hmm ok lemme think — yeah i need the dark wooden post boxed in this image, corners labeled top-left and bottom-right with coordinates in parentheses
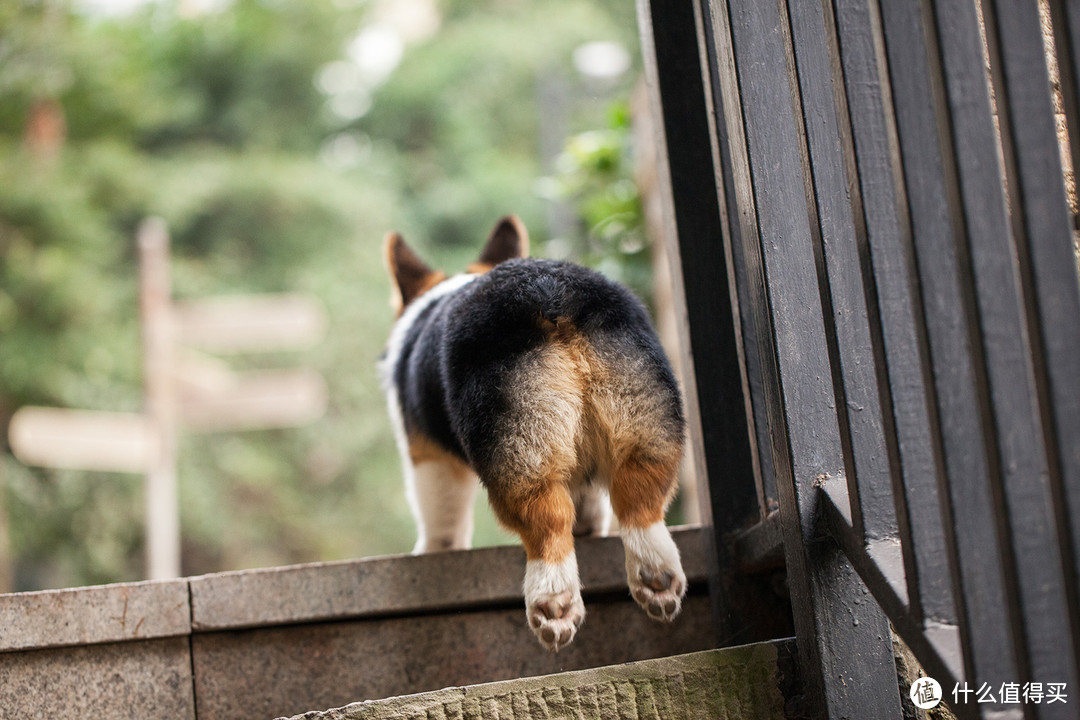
top-left (694, 0), bottom-right (902, 715)
top-left (635, 0), bottom-right (761, 533)
top-left (637, 0), bottom-right (796, 648)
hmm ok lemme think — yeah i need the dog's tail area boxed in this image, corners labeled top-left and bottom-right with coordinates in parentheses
top-left (497, 311), bottom-right (684, 469)
top-left (450, 261), bottom-right (684, 503)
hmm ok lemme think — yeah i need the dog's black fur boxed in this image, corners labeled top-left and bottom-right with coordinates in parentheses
top-left (392, 258), bottom-right (683, 480)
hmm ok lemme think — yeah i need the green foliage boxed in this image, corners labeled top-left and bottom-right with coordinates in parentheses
top-left (546, 101), bottom-right (650, 302)
top-left (0, 0), bottom-right (643, 591)
top-left (0, 145), bottom-right (143, 414)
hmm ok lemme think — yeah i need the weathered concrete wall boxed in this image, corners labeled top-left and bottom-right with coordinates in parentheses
top-left (0, 579), bottom-right (196, 718)
top-left (193, 595), bottom-right (715, 720)
top-left (0, 527), bottom-right (717, 720)
top-left (279, 645), bottom-right (792, 720)
top-left (0, 636), bottom-right (197, 719)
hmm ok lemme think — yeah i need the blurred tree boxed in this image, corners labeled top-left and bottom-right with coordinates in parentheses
top-left (0, 0), bottom-right (643, 591)
top-left (356, 0), bottom-right (639, 257)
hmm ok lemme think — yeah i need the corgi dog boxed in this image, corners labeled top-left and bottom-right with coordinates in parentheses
top-left (380, 216), bottom-right (687, 652)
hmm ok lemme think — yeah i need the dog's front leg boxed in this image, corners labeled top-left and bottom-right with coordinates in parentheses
top-left (406, 452), bottom-right (480, 554)
top-left (571, 482), bottom-right (611, 537)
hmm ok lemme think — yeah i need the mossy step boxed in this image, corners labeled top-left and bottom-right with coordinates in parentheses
top-left (280, 642), bottom-right (795, 720)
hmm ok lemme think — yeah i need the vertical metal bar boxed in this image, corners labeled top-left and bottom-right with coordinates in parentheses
top-left (704, 0), bottom-right (901, 714)
top-left (138, 218), bottom-right (180, 580)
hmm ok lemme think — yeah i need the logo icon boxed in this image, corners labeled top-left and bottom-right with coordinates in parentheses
top-left (910, 677), bottom-right (942, 709)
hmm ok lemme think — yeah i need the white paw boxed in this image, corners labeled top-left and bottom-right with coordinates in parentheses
top-left (524, 557), bottom-right (585, 652)
top-left (622, 522), bottom-right (687, 623)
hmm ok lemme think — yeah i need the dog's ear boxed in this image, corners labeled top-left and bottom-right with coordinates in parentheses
top-left (471, 215), bottom-right (529, 272)
top-left (384, 232), bottom-right (445, 314)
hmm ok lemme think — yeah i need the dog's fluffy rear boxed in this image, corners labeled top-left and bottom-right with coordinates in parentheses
top-left (381, 216), bottom-right (688, 652)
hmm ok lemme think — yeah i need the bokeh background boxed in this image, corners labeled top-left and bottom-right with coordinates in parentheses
top-left (0, 0), bottom-right (673, 592)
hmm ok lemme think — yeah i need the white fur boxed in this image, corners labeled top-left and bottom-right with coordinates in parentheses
top-left (410, 461), bottom-right (479, 553)
top-left (621, 522), bottom-right (682, 572)
top-left (382, 383), bottom-right (422, 545)
top-left (571, 483), bottom-right (612, 537)
top-left (622, 521), bottom-right (686, 622)
top-left (524, 555), bottom-right (580, 598)
top-left (380, 273), bottom-right (479, 554)
top-left (523, 555), bottom-right (585, 653)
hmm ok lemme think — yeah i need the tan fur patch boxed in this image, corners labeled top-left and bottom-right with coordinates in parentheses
top-left (489, 480), bottom-right (576, 563)
top-left (609, 450), bottom-right (680, 528)
top-left (408, 434), bottom-right (472, 480)
top-left (489, 330), bottom-right (587, 482)
top-left (483, 320), bottom-right (683, 555)
top-left (393, 270), bottom-right (447, 316)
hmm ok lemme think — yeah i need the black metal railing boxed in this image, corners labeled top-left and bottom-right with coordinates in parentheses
top-left (641, 0), bottom-right (1080, 718)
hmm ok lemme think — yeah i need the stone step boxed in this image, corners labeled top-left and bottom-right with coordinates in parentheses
top-left (278, 642), bottom-right (798, 720)
top-left (0, 526), bottom-right (717, 720)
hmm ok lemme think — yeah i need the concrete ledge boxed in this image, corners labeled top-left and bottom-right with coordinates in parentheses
top-left (0, 526), bottom-right (715, 719)
top-left (0, 527), bottom-right (707, 648)
top-left (0, 578), bottom-right (190, 652)
top-left (189, 526), bottom-right (710, 631)
top-left (278, 643), bottom-right (792, 720)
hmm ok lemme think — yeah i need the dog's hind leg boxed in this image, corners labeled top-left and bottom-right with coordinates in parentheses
top-left (464, 339), bottom-right (589, 651)
top-left (488, 477), bottom-right (584, 653)
top-left (610, 448), bottom-right (687, 623)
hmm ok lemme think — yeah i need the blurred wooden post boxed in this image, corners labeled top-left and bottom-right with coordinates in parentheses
top-left (633, 80), bottom-right (701, 524)
top-left (138, 218), bottom-right (180, 580)
top-left (0, 504), bottom-right (12, 593)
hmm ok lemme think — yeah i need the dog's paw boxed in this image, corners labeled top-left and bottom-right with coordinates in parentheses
top-left (629, 565), bottom-right (686, 621)
top-left (622, 522), bottom-right (687, 623)
top-left (523, 557), bottom-right (584, 652)
top-left (527, 589), bottom-right (585, 652)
